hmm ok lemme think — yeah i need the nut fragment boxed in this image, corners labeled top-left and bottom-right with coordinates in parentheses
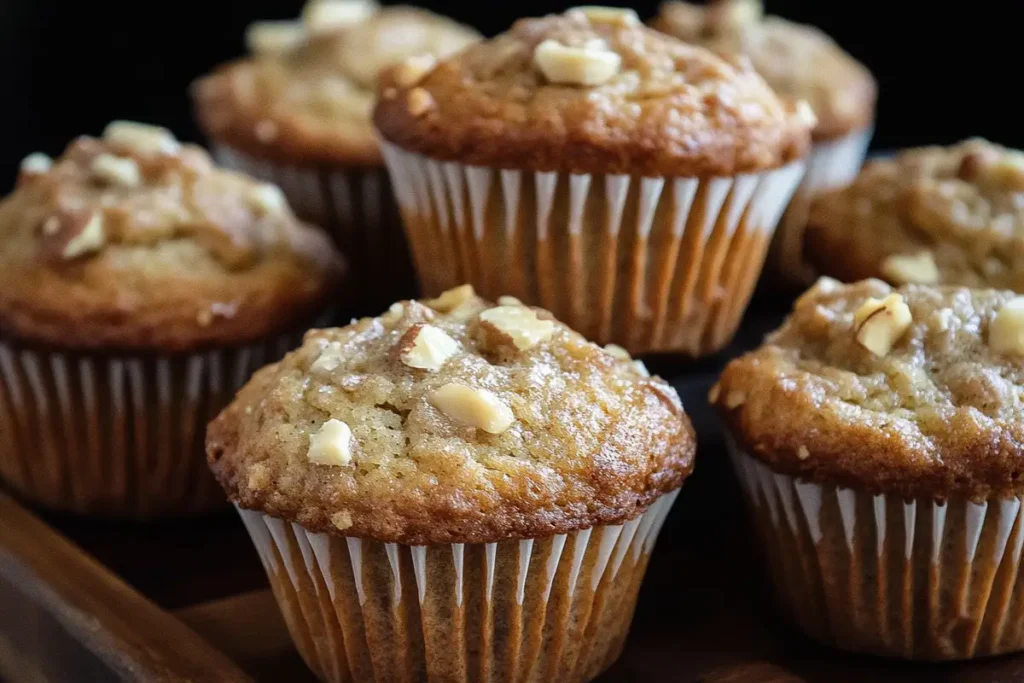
top-left (479, 306), bottom-right (555, 351)
top-left (91, 154), bottom-right (142, 187)
top-left (708, 383), bottom-right (721, 404)
top-left (533, 39), bottom-right (621, 87)
top-left (853, 294), bottom-right (913, 356)
top-left (988, 152), bottom-right (1024, 192)
top-left (880, 251), bottom-right (940, 285)
top-left (797, 445), bottom-right (810, 460)
top-left (58, 212), bottom-right (106, 260)
top-left (707, 0), bottom-right (763, 31)
top-left (303, 0), bottom-right (376, 35)
top-left (724, 390), bottom-right (746, 409)
top-left (248, 183), bottom-right (287, 214)
top-left (425, 285), bottom-right (475, 312)
top-left (407, 87), bottom-right (435, 117)
top-left (989, 297), bottom-right (1024, 355)
top-left (430, 384), bottom-right (514, 434)
top-left (331, 511), bottom-right (354, 531)
top-left (103, 121), bottom-right (181, 157)
top-left (398, 324), bottom-right (459, 371)
top-left (311, 341), bottom-right (345, 373)
top-left (498, 295), bottom-right (522, 306)
top-left (604, 343), bottom-right (631, 360)
top-left (307, 419), bottom-right (354, 467)
top-left (571, 6), bottom-right (640, 25)
top-left (245, 20), bottom-right (305, 55)
top-left (394, 54), bottom-right (437, 88)
top-left (20, 152), bottom-right (52, 176)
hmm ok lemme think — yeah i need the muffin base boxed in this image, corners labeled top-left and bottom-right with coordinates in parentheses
top-left (238, 490), bottom-right (678, 683)
top-left (380, 141), bottom-right (804, 357)
top-left (729, 445), bottom-right (1024, 660)
top-left (213, 146), bottom-right (417, 309)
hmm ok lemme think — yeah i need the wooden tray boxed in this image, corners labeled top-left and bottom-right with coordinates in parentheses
top-left (3, 310), bottom-right (1024, 683)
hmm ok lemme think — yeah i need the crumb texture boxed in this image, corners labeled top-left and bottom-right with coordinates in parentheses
top-left (208, 290), bottom-right (695, 544)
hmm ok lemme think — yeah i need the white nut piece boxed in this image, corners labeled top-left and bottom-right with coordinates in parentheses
top-left (497, 295), bottom-right (522, 306)
top-left (571, 6), bottom-right (640, 25)
top-left (479, 306), bottom-right (555, 351)
top-left (307, 419), bottom-right (354, 467)
top-left (425, 284), bottom-right (475, 312)
top-left (248, 183), bottom-right (288, 214)
top-left (989, 297), bottom-right (1024, 355)
top-left (406, 87), bottom-right (436, 117)
top-left (400, 324), bottom-right (459, 371)
top-left (854, 293), bottom-right (913, 356)
top-left (430, 384), bottom-right (514, 434)
top-left (20, 152), bottom-right (52, 176)
top-left (880, 251), bottom-right (940, 285)
top-left (245, 20), bottom-right (306, 55)
top-left (311, 341), bottom-right (345, 373)
top-left (604, 343), bottom-right (631, 360)
top-left (62, 213), bottom-right (106, 260)
top-left (103, 121), bottom-right (181, 156)
top-left (91, 154), bottom-right (141, 188)
top-left (394, 54), bottom-right (437, 88)
top-left (533, 39), bottom-right (622, 87)
top-left (303, 0), bottom-right (376, 35)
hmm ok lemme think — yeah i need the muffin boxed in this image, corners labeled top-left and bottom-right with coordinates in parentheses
top-left (192, 0), bottom-right (479, 308)
top-left (374, 8), bottom-right (813, 357)
top-left (712, 276), bottom-right (1024, 659)
top-left (0, 122), bottom-right (342, 518)
top-left (207, 285), bottom-right (695, 682)
top-left (807, 139), bottom-right (1024, 293)
top-left (653, 0), bottom-right (876, 286)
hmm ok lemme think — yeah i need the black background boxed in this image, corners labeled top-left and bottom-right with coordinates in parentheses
top-left (0, 1), bottom-right (1018, 186)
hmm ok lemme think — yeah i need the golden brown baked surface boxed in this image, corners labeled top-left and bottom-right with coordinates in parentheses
top-left (0, 123), bottom-right (342, 351)
top-left (192, 5), bottom-right (479, 166)
top-left (652, 0), bottom-right (876, 141)
top-left (207, 287), bottom-right (695, 544)
top-left (713, 278), bottom-right (1024, 500)
top-left (373, 9), bottom-right (814, 177)
top-left (807, 139), bottom-right (1024, 292)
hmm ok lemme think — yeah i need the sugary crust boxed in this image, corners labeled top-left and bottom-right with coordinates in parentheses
top-left (373, 11), bottom-right (813, 177)
top-left (807, 139), bottom-right (1024, 291)
top-left (0, 134), bottom-right (342, 351)
top-left (207, 293), bottom-right (695, 544)
top-left (192, 7), bottom-right (479, 167)
top-left (652, 1), bottom-right (876, 141)
top-left (713, 278), bottom-right (1024, 500)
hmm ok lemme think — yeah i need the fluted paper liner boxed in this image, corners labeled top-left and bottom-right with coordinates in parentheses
top-left (380, 141), bottom-right (804, 357)
top-left (767, 128), bottom-right (872, 286)
top-left (213, 146), bottom-right (416, 307)
top-left (238, 490), bottom-right (678, 682)
top-left (729, 444), bottom-right (1024, 660)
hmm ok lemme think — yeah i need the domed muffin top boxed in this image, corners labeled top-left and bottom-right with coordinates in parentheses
top-left (0, 122), bottom-right (342, 351)
top-left (207, 286), bottom-right (695, 544)
top-left (373, 8), bottom-right (814, 177)
top-left (192, 1), bottom-right (479, 165)
top-left (807, 139), bottom-right (1024, 293)
top-left (713, 277), bottom-right (1024, 499)
top-left (653, 0), bottom-right (876, 141)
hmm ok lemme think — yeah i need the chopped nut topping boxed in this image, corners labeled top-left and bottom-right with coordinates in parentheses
top-left (430, 383), bottom-right (514, 434)
top-left (478, 305), bottom-right (555, 351)
top-left (311, 341), bottom-right (345, 373)
top-left (633, 360), bottom-right (651, 377)
top-left (425, 284), bottom-right (475, 312)
top-left (707, 0), bottom-right (763, 31)
top-left (725, 390), bottom-right (746, 409)
top-left (395, 54), bottom-right (437, 88)
top-left (533, 39), bottom-right (622, 87)
top-left (308, 418), bottom-right (354, 466)
top-left (59, 212), bottom-right (106, 260)
top-left (382, 302), bottom-right (405, 325)
top-left (497, 295), bottom-right (523, 306)
top-left (248, 183), bottom-right (287, 214)
top-left (103, 121), bottom-right (181, 157)
top-left (988, 152), bottom-right (1024, 192)
top-left (91, 154), bottom-right (142, 188)
top-left (571, 6), bottom-right (640, 25)
top-left (20, 153), bottom-right (52, 176)
top-left (331, 510), bottom-right (354, 530)
top-left (989, 297), bottom-right (1024, 355)
top-left (854, 294), bottom-right (913, 356)
top-left (245, 20), bottom-right (306, 55)
top-left (303, 0), bottom-right (377, 35)
top-left (397, 324), bottom-right (459, 371)
top-left (407, 87), bottom-right (436, 117)
top-left (797, 445), bottom-right (810, 460)
top-left (881, 251), bottom-right (940, 285)
top-left (197, 309), bottom-right (214, 327)
top-left (604, 343), bottom-right (631, 360)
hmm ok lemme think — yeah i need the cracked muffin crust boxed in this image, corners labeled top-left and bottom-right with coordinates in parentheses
top-left (0, 123), bottom-right (343, 351)
top-left (806, 139), bottom-right (1024, 292)
top-left (207, 286), bottom-right (696, 545)
top-left (713, 277), bottom-right (1024, 500)
top-left (374, 8), bottom-right (814, 177)
top-left (652, 0), bottom-right (876, 142)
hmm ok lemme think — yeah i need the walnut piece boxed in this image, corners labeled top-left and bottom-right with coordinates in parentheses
top-left (880, 251), bottom-right (940, 285)
top-left (533, 39), bottom-right (621, 87)
top-left (425, 284), bottom-right (475, 312)
top-left (395, 54), bottom-right (437, 88)
top-left (91, 154), bottom-right (142, 188)
top-left (571, 6), bottom-right (640, 25)
top-left (307, 419), bottom-right (354, 467)
top-left (497, 295), bottom-right (522, 306)
top-left (989, 297), bottom-right (1024, 355)
top-left (604, 343), bottom-right (631, 360)
top-left (20, 153), bottom-right (52, 177)
top-left (245, 20), bottom-right (306, 55)
top-left (103, 121), bottom-right (181, 157)
top-left (430, 384), bottom-right (514, 434)
top-left (407, 88), bottom-right (435, 117)
top-left (248, 184), bottom-right (287, 214)
top-left (478, 306), bottom-right (555, 351)
top-left (54, 212), bottom-right (106, 260)
top-left (398, 324), bottom-right (459, 371)
top-left (311, 341), bottom-right (345, 373)
top-left (854, 293), bottom-right (913, 356)
top-left (303, 0), bottom-right (376, 35)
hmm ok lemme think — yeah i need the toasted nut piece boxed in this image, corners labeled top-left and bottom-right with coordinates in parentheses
top-left (854, 294), bottom-right (913, 356)
top-left (398, 324), bottom-right (459, 371)
top-left (248, 183), bottom-right (287, 214)
top-left (382, 302), bottom-right (405, 325)
top-left (533, 39), bottom-right (621, 87)
top-left (989, 297), bottom-right (1024, 355)
top-left (20, 152), bottom-right (52, 176)
top-left (395, 54), bottom-right (437, 88)
top-left (881, 251), bottom-right (940, 285)
top-left (407, 87), bottom-right (435, 117)
top-left (988, 152), bottom-right (1024, 192)
top-left (103, 121), bottom-right (181, 156)
top-left (303, 0), bottom-right (376, 35)
top-left (797, 445), bottom-right (810, 460)
top-left (707, 0), bottom-right (763, 31)
top-left (245, 20), bottom-right (305, 55)
top-left (479, 306), bottom-right (555, 351)
top-left (311, 341), bottom-right (345, 373)
top-left (571, 6), bottom-right (640, 25)
top-left (604, 343), bottom-right (631, 360)
top-left (431, 384), bottom-right (514, 434)
top-left (308, 419), bottom-right (354, 466)
top-left (331, 511), bottom-right (353, 531)
top-left (91, 154), bottom-right (142, 187)
top-left (425, 284), bottom-right (475, 312)
top-left (497, 295), bottom-right (523, 306)
top-left (792, 100), bottom-right (817, 128)
top-left (725, 390), bottom-right (746, 409)
top-left (632, 360), bottom-right (650, 377)
top-left (58, 212), bottom-right (106, 260)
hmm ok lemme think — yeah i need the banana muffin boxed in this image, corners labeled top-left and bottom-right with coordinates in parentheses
top-left (806, 139), bottom-right (1024, 294)
top-left (713, 276), bottom-right (1024, 659)
top-left (192, 0), bottom-right (479, 308)
top-left (653, 0), bottom-right (876, 285)
top-left (0, 121), bottom-right (342, 518)
top-left (374, 7), bottom-right (812, 357)
top-left (208, 284), bottom-right (695, 682)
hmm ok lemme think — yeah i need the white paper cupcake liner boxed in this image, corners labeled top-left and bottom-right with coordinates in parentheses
top-left (238, 490), bottom-right (678, 682)
top-left (768, 127), bottom-right (873, 286)
top-left (728, 444), bottom-right (1024, 660)
top-left (379, 141), bottom-right (804, 356)
top-left (213, 146), bottom-right (417, 307)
